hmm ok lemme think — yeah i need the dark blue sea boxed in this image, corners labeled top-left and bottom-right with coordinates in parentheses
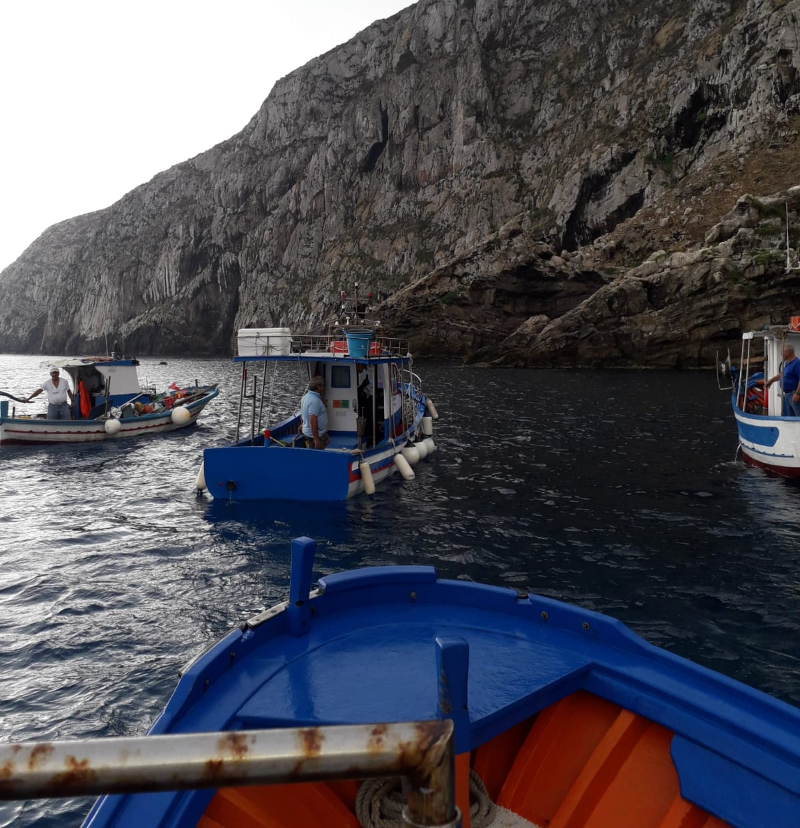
top-left (1, 354), bottom-right (799, 826)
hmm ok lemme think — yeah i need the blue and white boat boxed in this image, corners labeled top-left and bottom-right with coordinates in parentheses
top-left (0, 356), bottom-right (218, 446)
top-left (198, 289), bottom-right (439, 501)
top-left (2, 536), bottom-right (799, 827)
top-left (724, 320), bottom-right (800, 477)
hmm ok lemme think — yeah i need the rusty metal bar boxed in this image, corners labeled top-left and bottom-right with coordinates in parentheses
top-left (0, 720), bottom-right (460, 827)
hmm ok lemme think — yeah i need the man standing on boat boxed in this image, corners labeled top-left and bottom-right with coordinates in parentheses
top-left (301, 376), bottom-right (330, 449)
top-left (766, 344), bottom-right (800, 415)
top-left (26, 367), bottom-right (75, 420)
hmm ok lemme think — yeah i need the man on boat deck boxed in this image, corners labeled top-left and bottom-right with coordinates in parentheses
top-left (301, 376), bottom-right (330, 449)
top-left (766, 344), bottom-right (800, 415)
top-left (26, 367), bottom-right (74, 420)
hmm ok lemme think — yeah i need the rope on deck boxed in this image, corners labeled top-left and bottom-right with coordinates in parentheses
top-left (355, 768), bottom-right (496, 827)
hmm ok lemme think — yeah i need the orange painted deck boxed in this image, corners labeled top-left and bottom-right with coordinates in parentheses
top-left (196, 691), bottom-right (730, 828)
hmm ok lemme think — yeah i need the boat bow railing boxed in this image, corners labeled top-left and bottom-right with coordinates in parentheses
top-left (0, 720), bottom-right (460, 827)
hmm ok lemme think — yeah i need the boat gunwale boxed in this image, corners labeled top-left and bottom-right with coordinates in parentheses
top-left (157, 568), bottom-right (800, 782)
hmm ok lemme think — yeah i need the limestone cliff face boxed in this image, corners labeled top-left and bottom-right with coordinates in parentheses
top-left (484, 187), bottom-right (800, 368)
top-left (0, 0), bottom-right (798, 360)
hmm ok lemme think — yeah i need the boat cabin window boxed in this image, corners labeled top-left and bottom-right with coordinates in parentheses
top-left (330, 365), bottom-right (351, 389)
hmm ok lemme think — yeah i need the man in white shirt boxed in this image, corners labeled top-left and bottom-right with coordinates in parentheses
top-left (26, 367), bottom-right (75, 420)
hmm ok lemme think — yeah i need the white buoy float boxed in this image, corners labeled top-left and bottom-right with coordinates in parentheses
top-left (422, 416), bottom-right (433, 436)
top-left (426, 398), bottom-right (439, 420)
top-left (402, 444), bottom-right (420, 465)
top-left (104, 418), bottom-right (121, 436)
top-left (195, 461), bottom-right (206, 491)
top-left (359, 461), bottom-right (376, 495)
top-left (394, 453), bottom-right (415, 481)
top-left (423, 437), bottom-right (436, 455)
top-left (415, 439), bottom-right (429, 460)
top-left (171, 406), bottom-right (191, 425)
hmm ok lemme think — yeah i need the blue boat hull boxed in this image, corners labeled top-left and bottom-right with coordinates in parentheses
top-left (203, 442), bottom-right (370, 501)
top-left (82, 539), bottom-right (800, 828)
top-left (202, 394), bottom-right (430, 501)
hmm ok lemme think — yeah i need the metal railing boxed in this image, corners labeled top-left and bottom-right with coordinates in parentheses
top-left (0, 720), bottom-right (460, 827)
top-left (289, 334), bottom-right (412, 358)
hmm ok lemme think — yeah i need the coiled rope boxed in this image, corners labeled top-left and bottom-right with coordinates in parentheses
top-left (355, 769), bottom-right (496, 828)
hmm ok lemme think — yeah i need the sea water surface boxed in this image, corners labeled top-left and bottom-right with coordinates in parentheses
top-left (1, 354), bottom-right (799, 826)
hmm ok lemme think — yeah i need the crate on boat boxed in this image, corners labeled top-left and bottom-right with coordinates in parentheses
top-left (237, 328), bottom-right (293, 357)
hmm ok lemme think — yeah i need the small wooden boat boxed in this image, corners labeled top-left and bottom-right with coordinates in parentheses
top-left (197, 286), bottom-right (438, 501)
top-left (0, 356), bottom-right (218, 445)
top-left (722, 318), bottom-right (800, 476)
top-left (2, 537), bottom-right (798, 827)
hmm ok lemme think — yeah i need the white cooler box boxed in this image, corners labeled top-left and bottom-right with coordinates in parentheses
top-left (237, 327), bottom-right (293, 356)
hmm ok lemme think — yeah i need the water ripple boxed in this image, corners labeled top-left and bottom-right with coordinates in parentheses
top-left (0, 357), bottom-right (799, 825)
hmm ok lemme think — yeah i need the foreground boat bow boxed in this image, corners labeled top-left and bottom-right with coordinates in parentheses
top-left (3, 537), bottom-right (799, 826)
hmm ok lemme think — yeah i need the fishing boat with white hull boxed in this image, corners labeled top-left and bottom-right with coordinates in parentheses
top-left (1, 536), bottom-right (799, 827)
top-left (721, 318), bottom-right (800, 477)
top-left (198, 287), bottom-right (439, 501)
top-left (0, 356), bottom-right (218, 446)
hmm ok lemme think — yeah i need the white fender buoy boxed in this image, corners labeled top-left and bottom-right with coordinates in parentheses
top-left (415, 439), bottom-right (429, 460)
top-left (424, 437), bottom-right (436, 455)
top-left (171, 405), bottom-right (191, 425)
top-left (426, 398), bottom-right (439, 420)
top-left (394, 453), bottom-right (416, 481)
top-left (104, 418), bottom-right (121, 436)
top-left (359, 461), bottom-right (376, 495)
top-left (422, 416), bottom-right (433, 436)
top-left (402, 444), bottom-right (420, 465)
top-left (195, 461), bottom-right (206, 491)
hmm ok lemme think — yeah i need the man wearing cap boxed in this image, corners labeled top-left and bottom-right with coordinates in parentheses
top-left (26, 367), bottom-right (75, 419)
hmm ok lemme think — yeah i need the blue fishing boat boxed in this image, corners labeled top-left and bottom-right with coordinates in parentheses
top-left (722, 319), bottom-right (800, 477)
top-left (2, 536), bottom-right (798, 827)
top-left (0, 356), bottom-right (218, 446)
top-left (197, 286), bottom-right (439, 501)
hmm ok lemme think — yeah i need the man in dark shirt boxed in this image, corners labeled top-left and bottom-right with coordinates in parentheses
top-left (766, 344), bottom-right (800, 415)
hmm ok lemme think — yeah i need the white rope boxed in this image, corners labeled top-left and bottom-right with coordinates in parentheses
top-left (355, 769), bottom-right (497, 828)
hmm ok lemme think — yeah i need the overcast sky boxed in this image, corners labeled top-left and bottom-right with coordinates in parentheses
top-left (0, 0), bottom-right (413, 273)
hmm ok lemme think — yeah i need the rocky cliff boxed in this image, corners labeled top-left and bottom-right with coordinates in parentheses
top-left (0, 0), bottom-right (798, 364)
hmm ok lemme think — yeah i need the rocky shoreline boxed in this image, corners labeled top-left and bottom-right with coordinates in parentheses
top-left (0, 0), bottom-right (798, 366)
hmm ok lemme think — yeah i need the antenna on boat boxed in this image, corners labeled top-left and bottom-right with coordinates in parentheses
top-left (787, 202), bottom-right (792, 274)
top-left (105, 332), bottom-right (109, 357)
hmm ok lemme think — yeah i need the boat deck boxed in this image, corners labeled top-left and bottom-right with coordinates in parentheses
top-left (80, 542), bottom-right (800, 827)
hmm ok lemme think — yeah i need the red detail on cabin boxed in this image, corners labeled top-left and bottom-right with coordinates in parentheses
top-left (790, 316), bottom-right (800, 331)
top-left (329, 341), bottom-right (383, 355)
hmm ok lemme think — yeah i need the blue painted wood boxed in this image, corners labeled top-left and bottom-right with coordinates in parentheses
top-left (203, 443), bottom-right (354, 501)
top-left (671, 736), bottom-right (800, 827)
top-left (84, 548), bottom-right (800, 828)
top-left (288, 537), bottom-right (316, 636)
top-left (319, 566), bottom-right (437, 594)
top-left (736, 420), bottom-right (780, 446)
top-left (436, 637), bottom-right (470, 753)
